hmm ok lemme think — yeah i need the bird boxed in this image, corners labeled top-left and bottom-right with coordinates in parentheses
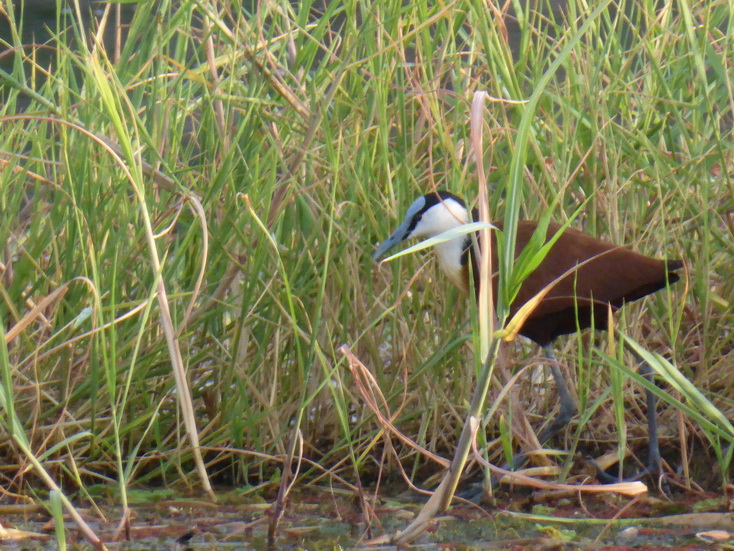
top-left (373, 190), bottom-right (683, 480)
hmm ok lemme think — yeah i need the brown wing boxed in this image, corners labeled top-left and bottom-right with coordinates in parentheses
top-left (482, 221), bottom-right (681, 346)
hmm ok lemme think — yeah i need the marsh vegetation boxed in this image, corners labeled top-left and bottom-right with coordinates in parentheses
top-left (0, 0), bottom-right (732, 548)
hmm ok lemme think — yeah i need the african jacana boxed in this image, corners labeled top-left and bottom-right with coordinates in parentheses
top-left (373, 190), bottom-right (683, 479)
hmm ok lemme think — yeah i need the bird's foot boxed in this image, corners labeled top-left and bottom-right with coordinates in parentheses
top-left (456, 453), bottom-right (525, 504)
top-left (457, 478), bottom-right (495, 504)
top-left (587, 455), bottom-right (670, 493)
top-left (457, 448), bottom-right (560, 503)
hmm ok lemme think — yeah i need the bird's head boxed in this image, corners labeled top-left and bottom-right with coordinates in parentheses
top-left (372, 191), bottom-right (470, 261)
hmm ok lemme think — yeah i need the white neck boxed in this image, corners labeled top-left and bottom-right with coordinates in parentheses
top-left (412, 198), bottom-right (470, 291)
top-left (434, 237), bottom-right (468, 291)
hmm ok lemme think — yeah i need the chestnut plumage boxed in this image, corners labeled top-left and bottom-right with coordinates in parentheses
top-left (477, 220), bottom-right (682, 346)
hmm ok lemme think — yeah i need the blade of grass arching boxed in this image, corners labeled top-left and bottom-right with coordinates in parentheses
top-left (500, 243), bottom-right (615, 344)
top-left (499, 0), bottom-right (613, 318)
top-left (619, 335), bottom-right (734, 442)
top-left (603, 355), bottom-right (733, 462)
top-left (40, 94), bottom-right (176, 505)
top-left (605, 334), bottom-right (734, 483)
top-left (83, 51), bottom-right (213, 499)
top-left (378, 222), bottom-right (496, 264)
top-left (501, 199), bottom-right (591, 317)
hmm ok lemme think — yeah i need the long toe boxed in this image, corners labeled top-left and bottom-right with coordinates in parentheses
top-left (456, 449), bottom-right (539, 503)
top-left (457, 477), bottom-right (496, 504)
top-left (587, 455), bottom-right (665, 487)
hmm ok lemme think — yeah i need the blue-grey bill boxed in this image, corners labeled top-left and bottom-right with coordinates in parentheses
top-left (372, 228), bottom-right (406, 261)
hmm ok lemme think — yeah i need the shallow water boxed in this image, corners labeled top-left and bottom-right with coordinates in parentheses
top-left (2, 488), bottom-right (732, 550)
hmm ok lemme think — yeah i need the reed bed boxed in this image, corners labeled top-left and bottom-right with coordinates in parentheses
top-left (0, 0), bottom-right (731, 520)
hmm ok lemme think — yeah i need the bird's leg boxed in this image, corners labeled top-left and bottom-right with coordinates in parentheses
top-left (638, 359), bottom-right (661, 475)
top-left (536, 347), bottom-right (577, 445)
top-left (592, 351), bottom-right (663, 483)
top-left (508, 347), bottom-right (577, 469)
top-left (461, 348), bottom-right (579, 501)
